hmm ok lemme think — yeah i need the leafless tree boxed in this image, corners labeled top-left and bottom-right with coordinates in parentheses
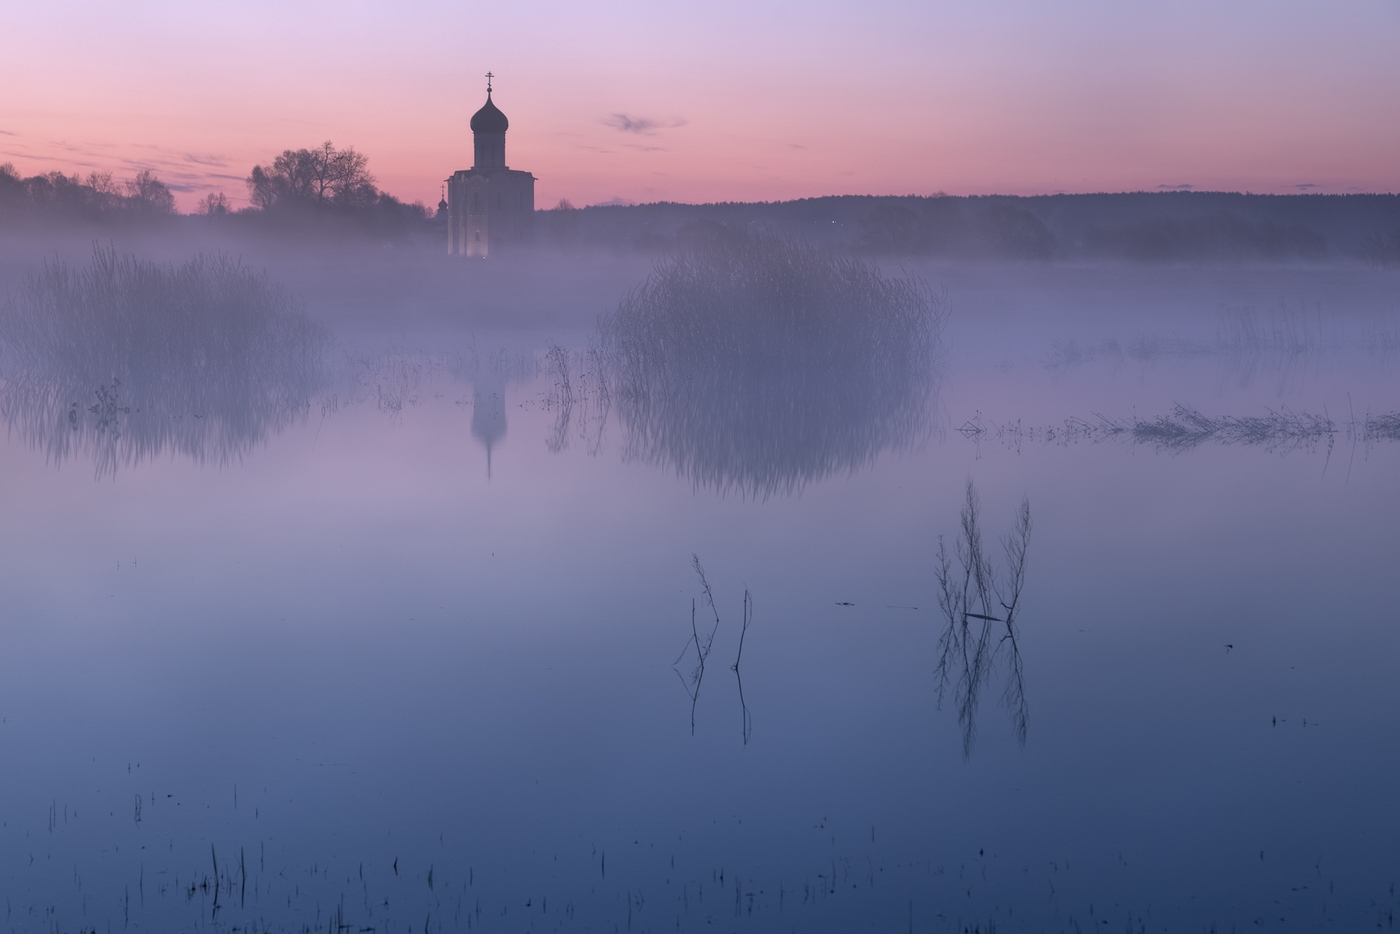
top-left (86, 171), bottom-right (121, 199)
top-left (194, 192), bottom-right (231, 216)
top-left (247, 141), bottom-right (376, 210)
top-left (124, 169), bottom-right (176, 214)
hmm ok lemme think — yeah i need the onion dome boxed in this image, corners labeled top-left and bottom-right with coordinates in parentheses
top-left (470, 92), bottom-right (509, 134)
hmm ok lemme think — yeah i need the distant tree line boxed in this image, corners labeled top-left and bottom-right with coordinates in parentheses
top-left (0, 164), bottom-right (177, 220)
top-left (7, 148), bottom-right (1400, 262)
top-left (536, 192), bottom-right (1400, 264)
top-left (0, 142), bottom-right (434, 240)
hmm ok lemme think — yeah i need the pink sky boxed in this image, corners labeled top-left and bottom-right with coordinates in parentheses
top-left (3, 0), bottom-right (1399, 211)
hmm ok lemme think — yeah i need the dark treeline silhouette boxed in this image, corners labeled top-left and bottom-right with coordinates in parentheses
top-left (0, 163), bottom-right (177, 223)
top-left (9, 151), bottom-right (1399, 261)
top-left (1, 143), bottom-right (433, 241)
top-left (539, 191), bottom-right (1400, 263)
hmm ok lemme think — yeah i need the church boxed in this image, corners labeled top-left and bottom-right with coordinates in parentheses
top-left (444, 75), bottom-right (536, 257)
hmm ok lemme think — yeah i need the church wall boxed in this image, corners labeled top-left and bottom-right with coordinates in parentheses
top-left (447, 169), bottom-right (534, 257)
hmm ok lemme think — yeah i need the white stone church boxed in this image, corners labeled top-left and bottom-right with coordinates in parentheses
top-left (443, 76), bottom-right (536, 257)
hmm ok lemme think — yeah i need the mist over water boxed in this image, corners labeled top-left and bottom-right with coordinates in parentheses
top-left (1, 227), bottom-right (1399, 932)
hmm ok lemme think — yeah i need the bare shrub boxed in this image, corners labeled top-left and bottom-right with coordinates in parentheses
top-left (600, 235), bottom-right (943, 498)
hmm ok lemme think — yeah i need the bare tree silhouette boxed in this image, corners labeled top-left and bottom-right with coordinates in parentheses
top-left (247, 141), bottom-right (376, 210)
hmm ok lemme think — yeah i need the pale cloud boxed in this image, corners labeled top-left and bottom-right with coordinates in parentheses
top-left (604, 114), bottom-right (685, 135)
top-left (183, 153), bottom-right (229, 167)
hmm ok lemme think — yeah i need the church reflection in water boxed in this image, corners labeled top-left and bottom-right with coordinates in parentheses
top-left (454, 342), bottom-right (535, 480)
top-left (471, 374), bottom-right (507, 478)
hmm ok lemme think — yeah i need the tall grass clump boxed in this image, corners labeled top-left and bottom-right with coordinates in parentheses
top-left (1123, 405), bottom-right (1334, 452)
top-left (1362, 229), bottom-right (1400, 268)
top-left (1215, 304), bottom-right (1335, 358)
top-left (0, 245), bottom-right (328, 476)
top-left (599, 235), bottom-right (943, 497)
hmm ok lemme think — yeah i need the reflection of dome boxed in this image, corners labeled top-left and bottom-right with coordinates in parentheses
top-left (470, 93), bottom-right (509, 134)
top-left (471, 379), bottom-right (507, 478)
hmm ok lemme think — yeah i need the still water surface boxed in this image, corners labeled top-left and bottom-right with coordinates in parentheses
top-left (1, 260), bottom-right (1397, 932)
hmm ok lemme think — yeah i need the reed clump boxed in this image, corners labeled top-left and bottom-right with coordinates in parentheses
top-left (0, 245), bottom-right (328, 475)
top-left (963, 405), bottom-right (1346, 455)
top-left (600, 235), bottom-right (943, 497)
top-left (1364, 411), bottom-right (1400, 442)
top-left (1121, 404), bottom-right (1334, 452)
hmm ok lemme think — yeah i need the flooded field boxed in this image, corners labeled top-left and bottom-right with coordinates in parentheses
top-left (1, 247), bottom-right (1397, 932)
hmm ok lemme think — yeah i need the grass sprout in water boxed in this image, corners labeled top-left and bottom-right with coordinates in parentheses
top-left (0, 246), bottom-right (328, 476)
top-left (674, 554), bottom-right (754, 743)
top-left (935, 480), bottom-right (1031, 758)
top-left (599, 235), bottom-right (944, 498)
top-left (674, 554), bottom-right (722, 736)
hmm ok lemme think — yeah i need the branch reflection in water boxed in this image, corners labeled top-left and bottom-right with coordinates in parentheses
top-left (674, 554), bottom-right (721, 736)
top-left (673, 554), bottom-right (752, 743)
top-left (543, 343), bottom-right (612, 457)
top-left (732, 588), bottom-right (753, 746)
top-left (0, 247), bottom-right (327, 477)
top-left (599, 235), bottom-right (944, 498)
top-left (934, 480), bottom-right (1031, 758)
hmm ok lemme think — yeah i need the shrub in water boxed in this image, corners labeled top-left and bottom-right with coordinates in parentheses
top-left (0, 246), bottom-right (328, 476)
top-left (600, 235), bottom-right (943, 497)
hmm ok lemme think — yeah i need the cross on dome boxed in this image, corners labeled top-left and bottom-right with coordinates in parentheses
top-left (470, 76), bottom-right (509, 134)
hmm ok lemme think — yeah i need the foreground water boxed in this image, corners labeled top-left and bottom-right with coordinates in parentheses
top-left (1, 259), bottom-right (1398, 932)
